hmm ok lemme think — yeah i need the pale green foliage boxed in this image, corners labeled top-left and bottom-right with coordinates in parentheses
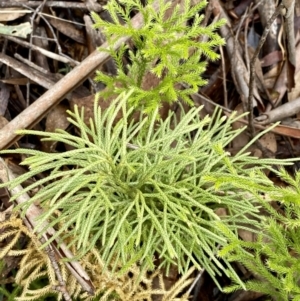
top-left (0, 217), bottom-right (194, 301)
top-left (0, 91), bottom-right (292, 289)
top-left (91, 0), bottom-right (225, 113)
top-left (217, 168), bottom-right (300, 301)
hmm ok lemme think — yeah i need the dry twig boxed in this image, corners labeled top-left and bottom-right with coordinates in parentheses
top-left (0, 0), bottom-right (163, 150)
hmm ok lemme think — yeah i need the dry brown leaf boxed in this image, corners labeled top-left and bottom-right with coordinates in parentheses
top-left (238, 228), bottom-right (256, 243)
top-left (43, 104), bottom-right (70, 152)
top-left (261, 51), bottom-right (283, 67)
top-left (288, 67), bottom-right (300, 101)
top-left (252, 132), bottom-right (277, 158)
top-left (1, 78), bottom-right (33, 85)
top-left (231, 103), bottom-right (249, 151)
top-left (70, 93), bottom-right (124, 126)
top-left (263, 64), bottom-right (282, 91)
top-left (0, 8), bottom-right (28, 22)
top-left (46, 16), bottom-right (85, 44)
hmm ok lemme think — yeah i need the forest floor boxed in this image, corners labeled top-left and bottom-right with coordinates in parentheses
top-left (0, 0), bottom-right (299, 300)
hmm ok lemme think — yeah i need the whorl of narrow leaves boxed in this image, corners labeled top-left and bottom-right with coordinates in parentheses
top-left (0, 91), bottom-right (290, 288)
top-left (91, 0), bottom-right (226, 113)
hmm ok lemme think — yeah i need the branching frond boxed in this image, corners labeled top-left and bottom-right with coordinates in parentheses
top-left (218, 169), bottom-right (300, 300)
top-left (91, 0), bottom-right (226, 112)
top-left (0, 90), bottom-right (291, 289)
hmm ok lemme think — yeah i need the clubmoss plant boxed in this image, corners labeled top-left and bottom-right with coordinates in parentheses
top-left (0, 215), bottom-right (195, 301)
top-left (0, 90), bottom-right (292, 289)
top-left (91, 0), bottom-right (226, 113)
top-left (0, 0), bottom-right (296, 296)
top-left (216, 168), bottom-right (300, 300)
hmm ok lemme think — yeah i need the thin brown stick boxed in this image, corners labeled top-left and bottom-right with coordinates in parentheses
top-left (283, 0), bottom-right (296, 90)
top-left (255, 97), bottom-right (300, 125)
top-left (0, 1), bottom-right (103, 12)
top-left (219, 45), bottom-right (227, 108)
top-left (26, 0), bottom-right (46, 108)
top-left (248, 3), bottom-right (284, 138)
top-left (0, 53), bottom-right (56, 89)
top-left (44, 244), bottom-right (72, 301)
top-left (234, 5), bottom-right (248, 112)
top-left (14, 53), bottom-right (49, 75)
top-left (4, 36), bottom-right (74, 65)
